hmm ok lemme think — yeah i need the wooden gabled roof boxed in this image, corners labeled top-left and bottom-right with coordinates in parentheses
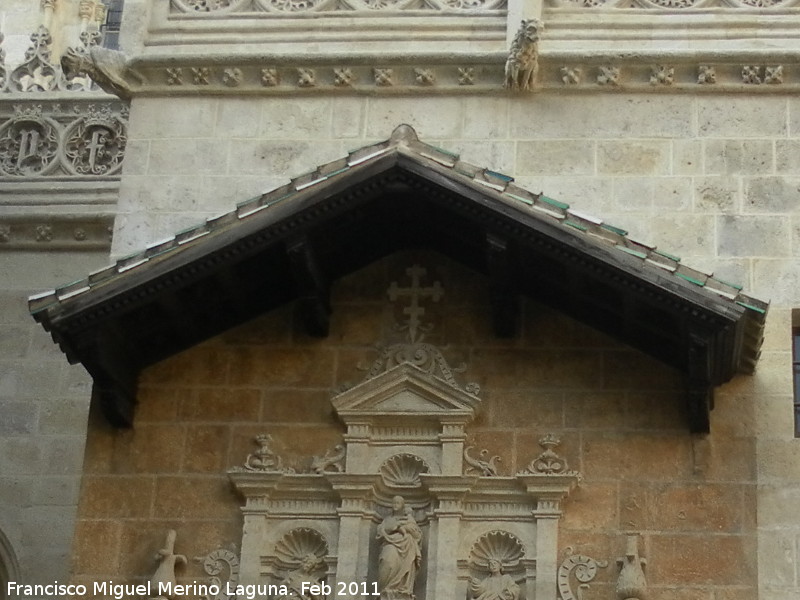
top-left (29, 124), bottom-right (767, 433)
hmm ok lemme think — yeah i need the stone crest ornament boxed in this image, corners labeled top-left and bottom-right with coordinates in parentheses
top-left (149, 530), bottom-right (187, 600)
top-left (504, 19), bottom-right (542, 92)
top-left (377, 496), bottom-right (422, 600)
top-left (63, 105), bottom-right (127, 176)
top-left (557, 549), bottom-right (608, 600)
top-left (616, 535), bottom-right (647, 600)
top-left (0, 106), bottom-right (59, 176)
top-left (520, 434), bottom-right (572, 475)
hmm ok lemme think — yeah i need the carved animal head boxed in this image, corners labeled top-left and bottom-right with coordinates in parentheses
top-left (60, 46), bottom-right (94, 80)
top-left (520, 19), bottom-right (543, 42)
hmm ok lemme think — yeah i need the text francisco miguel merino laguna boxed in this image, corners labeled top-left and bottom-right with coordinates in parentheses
top-left (8, 580), bottom-right (381, 599)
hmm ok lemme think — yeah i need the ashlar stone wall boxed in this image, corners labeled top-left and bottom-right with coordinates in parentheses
top-left (102, 92), bottom-right (800, 599)
top-left (73, 251), bottom-right (759, 600)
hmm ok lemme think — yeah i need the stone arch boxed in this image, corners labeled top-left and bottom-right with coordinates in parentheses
top-left (0, 527), bottom-right (20, 600)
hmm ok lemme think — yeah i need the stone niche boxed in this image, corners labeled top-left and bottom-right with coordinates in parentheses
top-left (229, 340), bottom-right (581, 600)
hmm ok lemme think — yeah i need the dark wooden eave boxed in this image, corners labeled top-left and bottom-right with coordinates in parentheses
top-left (29, 125), bottom-right (768, 433)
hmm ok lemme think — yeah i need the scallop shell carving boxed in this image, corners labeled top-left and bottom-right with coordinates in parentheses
top-left (274, 528), bottom-right (328, 566)
top-left (469, 531), bottom-right (525, 569)
top-left (380, 453), bottom-right (429, 488)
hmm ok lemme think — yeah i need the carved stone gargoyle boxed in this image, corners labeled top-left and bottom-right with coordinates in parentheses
top-left (61, 46), bottom-right (139, 100)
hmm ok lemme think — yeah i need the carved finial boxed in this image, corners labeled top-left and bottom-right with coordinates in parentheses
top-left (504, 19), bottom-right (542, 92)
top-left (615, 535), bottom-right (647, 600)
top-left (149, 530), bottom-right (187, 600)
top-left (390, 124), bottom-right (418, 145)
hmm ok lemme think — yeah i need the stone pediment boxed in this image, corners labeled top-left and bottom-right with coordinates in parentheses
top-left (332, 363), bottom-right (480, 423)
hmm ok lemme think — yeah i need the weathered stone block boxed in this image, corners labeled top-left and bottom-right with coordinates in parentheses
top-left (654, 177), bottom-right (693, 211)
top-left (227, 139), bottom-right (343, 178)
top-left (694, 176), bottom-right (740, 213)
top-left (698, 98), bottom-right (787, 138)
top-left (260, 98), bottom-right (333, 139)
top-left (704, 139), bottom-right (774, 175)
top-left (72, 520), bottom-right (123, 574)
top-left (178, 388), bottom-right (261, 423)
top-left (510, 96), bottom-right (693, 139)
top-left (0, 400), bottom-right (38, 434)
top-left (717, 215), bottom-right (791, 257)
top-left (598, 140), bottom-right (670, 176)
top-left (183, 425), bottom-right (230, 473)
top-left (648, 533), bottom-right (756, 585)
top-left (753, 259), bottom-right (800, 306)
top-left (129, 98), bottom-right (217, 140)
top-left (560, 481), bottom-right (618, 531)
top-left (672, 139), bottom-right (703, 176)
top-left (516, 140), bottom-right (595, 176)
top-left (148, 139), bottom-right (228, 176)
top-left (152, 476), bottom-right (240, 520)
top-left (612, 177), bottom-right (654, 213)
top-left (216, 99), bottom-right (263, 139)
top-left (464, 97), bottom-right (508, 139)
top-left (745, 176), bottom-right (800, 213)
top-left (331, 98), bottom-right (366, 138)
top-left (228, 346), bottom-right (336, 386)
top-left (78, 476), bottom-right (154, 518)
top-left (582, 432), bottom-right (693, 481)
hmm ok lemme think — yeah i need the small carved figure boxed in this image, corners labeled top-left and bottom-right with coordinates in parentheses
top-left (377, 496), bottom-right (422, 600)
top-left (61, 45), bottom-right (138, 100)
top-left (277, 553), bottom-right (326, 600)
top-left (149, 530), bottom-right (187, 600)
top-left (469, 559), bottom-right (519, 600)
top-left (244, 434), bottom-right (285, 472)
top-left (504, 19), bottom-right (542, 92)
top-left (615, 535), bottom-right (646, 600)
top-left (310, 444), bottom-right (345, 473)
top-left (464, 446), bottom-right (501, 476)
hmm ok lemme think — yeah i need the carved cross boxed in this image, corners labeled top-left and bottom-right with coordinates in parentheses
top-left (388, 264), bottom-right (443, 342)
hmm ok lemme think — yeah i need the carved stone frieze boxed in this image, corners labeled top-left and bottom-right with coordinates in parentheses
top-left (649, 65), bottom-right (674, 85)
top-left (551, 0), bottom-right (799, 7)
top-left (560, 66), bottom-right (581, 84)
top-left (0, 100), bottom-right (128, 179)
top-left (597, 66), bottom-right (620, 86)
top-left (170, 0), bottom-right (505, 12)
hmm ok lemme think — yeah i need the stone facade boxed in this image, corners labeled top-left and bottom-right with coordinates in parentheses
top-left (2, 0), bottom-right (800, 599)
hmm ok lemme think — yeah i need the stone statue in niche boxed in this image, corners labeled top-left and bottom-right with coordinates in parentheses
top-left (149, 530), bottom-right (187, 600)
top-left (377, 496), bottom-right (422, 600)
top-left (469, 559), bottom-right (520, 600)
top-left (277, 554), bottom-right (327, 600)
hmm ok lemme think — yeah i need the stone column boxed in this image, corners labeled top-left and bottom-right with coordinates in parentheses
top-left (533, 499), bottom-right (562, 600)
